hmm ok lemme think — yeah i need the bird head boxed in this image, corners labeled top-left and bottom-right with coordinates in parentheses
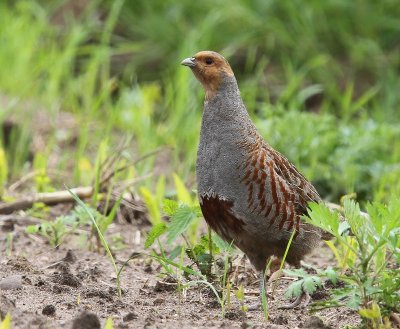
top-left (181, 51), bottom-right (235, 100)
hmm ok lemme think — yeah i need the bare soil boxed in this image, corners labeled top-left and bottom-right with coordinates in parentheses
top-left (0, 213), bottom-right (361, 329)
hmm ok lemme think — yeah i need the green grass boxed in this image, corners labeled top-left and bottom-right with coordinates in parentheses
top-left (1, 0), bottom-right (399, 202)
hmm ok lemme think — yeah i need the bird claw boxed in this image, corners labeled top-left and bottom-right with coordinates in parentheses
top-left (279, 292), bottom-right (311, 309)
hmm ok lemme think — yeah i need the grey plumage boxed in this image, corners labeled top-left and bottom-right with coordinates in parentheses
top-left (182, 50), bottom-right (325, 272)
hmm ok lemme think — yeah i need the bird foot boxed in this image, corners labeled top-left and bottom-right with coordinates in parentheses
top-left (268, 269), bottom-right (284, 283)
top-left (278, 292), bottom-right (311, 309)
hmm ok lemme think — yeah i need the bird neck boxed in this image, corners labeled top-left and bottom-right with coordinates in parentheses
top-left (202, 74), bottom-right (238, 101)
top-left (203, 75), bottom-right (248, 122)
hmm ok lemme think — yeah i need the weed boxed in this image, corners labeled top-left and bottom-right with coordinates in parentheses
top-left (25, 204), bottom-right (91, 247)
top-left (144, 176), bottom-right (239, 317)
top-left (235, 284), bottom-right (246, 312)
top-left (284, 199), bottom-right (400, 327)
top-left (68, 189), bottom-right (122, 296)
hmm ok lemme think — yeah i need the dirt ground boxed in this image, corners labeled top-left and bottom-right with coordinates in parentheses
top-left (0, 210), bottom-right (361, 329)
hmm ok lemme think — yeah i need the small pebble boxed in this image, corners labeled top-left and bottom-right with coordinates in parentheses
top-left (0, 275), bottom-right (22, 290)
top-left (72, 311), bottom-right (101, 329)
top-left (123, 312), bottom-right (138, 322)
top-left (64, 249), bottom-right (77, 263)
top-left (303, 316), bottom-right (331, 329)
top-left (42, 304), bottom-right (56, 316)
top-left (153, 298), bottom-right (165, 305)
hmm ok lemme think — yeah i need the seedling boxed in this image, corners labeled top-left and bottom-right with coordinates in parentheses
top-left (25, 204), bottom-right (91, 247)
top-left (0, 313), bottom-right (11, 329)
top-left (104, 317), bottom-right (114, 329)
top-left (68, 188), bottom-right (137, 297)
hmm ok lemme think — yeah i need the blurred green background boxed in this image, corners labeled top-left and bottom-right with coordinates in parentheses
top-left (0, 0), bottom-right (399, 204)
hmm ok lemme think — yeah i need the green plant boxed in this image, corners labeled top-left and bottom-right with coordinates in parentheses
top-left (145, 197), bottom-right (205, 274)
top-left (104, 317), bottom-right (114, 329)
top-left (0, 313), bottom-right (11, 329)
top-left (139, 175), bottom-right (166, 225)
top-left (143, 173), bottom-right (241, 317)
top-left (68, 189), bottom-right (124, 296)
top-left (144, 173), bottom-right (201, 250)
top-left (25, 204), bottom-right (91, 247)
top-left (235, 284), bottom-right (246, 312)
top-left (26, 207), bottom-right (73, 247)
top-left (33, 152), bottom-right (54, 193)
top-left (284, 198), bottom-right (400, 328)
top-left (0, 145), bottom-right (8, 198)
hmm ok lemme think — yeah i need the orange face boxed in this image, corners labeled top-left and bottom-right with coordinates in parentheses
top-left (181, 51), bottom-right (234, 99)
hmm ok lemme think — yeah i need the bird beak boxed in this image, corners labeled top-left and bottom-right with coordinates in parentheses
top-left (181, 57), bottom-right (196, 67)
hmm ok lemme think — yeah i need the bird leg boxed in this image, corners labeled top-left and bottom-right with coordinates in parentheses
top-left (247, 270), bottom-right (267, 311)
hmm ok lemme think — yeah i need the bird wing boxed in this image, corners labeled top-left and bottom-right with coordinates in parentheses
top-left (267, 145), bottom-right (322, 210)
top-left (238, 132), bottom-right (321, 232)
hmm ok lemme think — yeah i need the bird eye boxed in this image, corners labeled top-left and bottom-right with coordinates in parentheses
top-left (205, 58), bottom-right (213, 65)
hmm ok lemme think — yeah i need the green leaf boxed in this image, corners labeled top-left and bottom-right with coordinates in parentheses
top-left (0, 146), bottom-right (8, 198)
top-left (346, 293), bottom-right (361, 310)
top-left (235, 285), bottom-right (245, 300)
top-left (211, 233), bottom-right (234, 252)
top-left (285, 279), bottom-right (303, 298)
top-left (387, 227), bottom-right (400, 251)
top-left (140, 186), bottom-right (161, 225)
top-left (104, 317), bottom-right (114, 329)
top-left (169, 245), bottom-right (184, 260)
top-left (166, 205), bottom-right (198, 244)
top-left (303, 276), bottom-right (322, 294)
top-left (192, 243), bottom-right (206, 257)
top-left (359, 302), bottom-right (381, 320)
top-left (0, 313), bottom-right (11, 329)
top-left (338, 221), bottom-right (351, 236)
top-left (199, 234), bottom-right (220, 255)
top-left (358, 308), bottom-right (379, 319)
top-left (173, 173), bottom-right (192, 205)
top-left (304, 202), bottom-right (340, 237)
top-left (163, 199), bottom-right (178, 216)
top-left (352, 85), bottom-right (380, 112)
top-left (323, 267), bottom-right (338, 285)
top-left (196, 253), bottom-right (213, 276)
top-left (25, 225), bottom-right (39, 234)
top-left (150, 254), bottom-right (204, 278)
top-left (343, 199), bottom-right (364, 237)
top-left (283, 268), bottom-right (308, 278)
top-left (155, 175), bottom-right (166, 204)
top-left (144, 222), bottom-right (167, 249)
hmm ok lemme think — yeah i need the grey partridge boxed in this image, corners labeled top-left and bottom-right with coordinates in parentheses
top-left (181, 51), bottom-right (326, 307)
